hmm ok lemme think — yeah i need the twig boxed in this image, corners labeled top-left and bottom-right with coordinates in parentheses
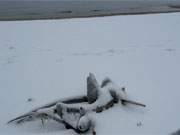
top-left (121, 99), bottom-right (146, 107)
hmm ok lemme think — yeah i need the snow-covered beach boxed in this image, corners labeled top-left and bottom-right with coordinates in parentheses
top-left (0, 12), bottom-right (180, 134)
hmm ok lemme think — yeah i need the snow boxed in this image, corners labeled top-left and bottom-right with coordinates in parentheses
top-left (0, 12), bottom-right (180, 134)
top-left (102, 78), bottom-right (128, 100)
top-left (78, 115), bottom-right (91, 132)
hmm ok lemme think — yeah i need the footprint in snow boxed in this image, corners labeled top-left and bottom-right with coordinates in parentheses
top-left (165, 48), bottom-right (175, 52)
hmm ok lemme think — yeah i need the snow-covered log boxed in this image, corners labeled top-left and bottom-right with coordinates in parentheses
top-left (7, 73), bottom-right (145, 134)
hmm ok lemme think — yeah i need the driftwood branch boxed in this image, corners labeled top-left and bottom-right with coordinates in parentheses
top-left (121, 99), bottom-right (146, 107)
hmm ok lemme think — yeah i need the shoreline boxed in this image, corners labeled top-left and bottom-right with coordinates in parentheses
top-left (0, 1), bottom-right (180, 21)
top-left (1, 10), bottom-right (180, 22)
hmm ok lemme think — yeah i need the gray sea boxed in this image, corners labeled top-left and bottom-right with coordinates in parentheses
top-left (0, 1), bottom-right (180, 21)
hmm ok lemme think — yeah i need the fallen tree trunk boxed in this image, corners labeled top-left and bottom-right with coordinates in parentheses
top-left (7, 73), bottom-right (146, 134)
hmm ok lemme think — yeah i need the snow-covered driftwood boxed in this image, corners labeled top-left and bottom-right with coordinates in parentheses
top-left (8, 73), bottom-right (145, 134)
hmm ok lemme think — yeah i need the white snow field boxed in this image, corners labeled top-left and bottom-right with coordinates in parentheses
top-left (0, 12), bottom-right (180, 134)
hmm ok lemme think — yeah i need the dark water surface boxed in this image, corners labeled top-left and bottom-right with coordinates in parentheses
top-left (0, 1), bottom-right (180, 21)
